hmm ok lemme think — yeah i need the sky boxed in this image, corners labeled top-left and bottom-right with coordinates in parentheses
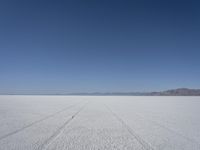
top-left (0, 0), bottom-right (200, 93)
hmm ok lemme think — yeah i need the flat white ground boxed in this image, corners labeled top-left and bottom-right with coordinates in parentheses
top-left (0, 96), bottom-right (200, 150)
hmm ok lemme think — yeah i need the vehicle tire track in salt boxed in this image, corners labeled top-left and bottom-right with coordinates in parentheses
top-left (37, 102), bottom-right (89, 150)
top-left (104, 105), bottom-right (155, 150)
top-left (134, 112), bottom-right (200, 148)
top-left (0, 101), bottom-right (83, 141)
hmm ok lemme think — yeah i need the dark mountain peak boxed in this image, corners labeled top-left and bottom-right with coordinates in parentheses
top-left (151, 88), bottom-right (200, 96)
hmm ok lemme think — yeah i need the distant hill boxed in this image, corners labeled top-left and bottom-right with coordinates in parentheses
top-left (1, 88), bottom-right (200, 96)
top-left (149, 88), bottom-right (200, 96)
top-left (64, 88), bottom-right (200, 96)
top-left (68, 88), bottom-right (200, 96)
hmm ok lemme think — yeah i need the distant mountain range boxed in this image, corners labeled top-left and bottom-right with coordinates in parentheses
top-left (149, 88), bottom-right (200, 96)
top-left (67, 88), bottom-right (200, 96)
top-left (1, 88), bottom-right (200, 96)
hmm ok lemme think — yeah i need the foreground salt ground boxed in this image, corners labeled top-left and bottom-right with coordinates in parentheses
top-left (0, 96), bottom-right (200, 150)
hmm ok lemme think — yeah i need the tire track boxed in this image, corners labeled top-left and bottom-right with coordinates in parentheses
top-left (0, 101), bottom-right (83, 141)
top-left (104, 105), bottom-right (155, 150)
top-left (134, 112), bottom-right (200, 148)
top-left (37, 102), bottom-right (88, 150)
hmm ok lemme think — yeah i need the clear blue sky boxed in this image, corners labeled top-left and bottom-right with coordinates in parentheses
top-left (0, 0), bottom-right (200, 93)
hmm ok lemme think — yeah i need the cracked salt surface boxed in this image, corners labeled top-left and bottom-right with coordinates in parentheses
top-left (0, 96), bottom-right (200, 150)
